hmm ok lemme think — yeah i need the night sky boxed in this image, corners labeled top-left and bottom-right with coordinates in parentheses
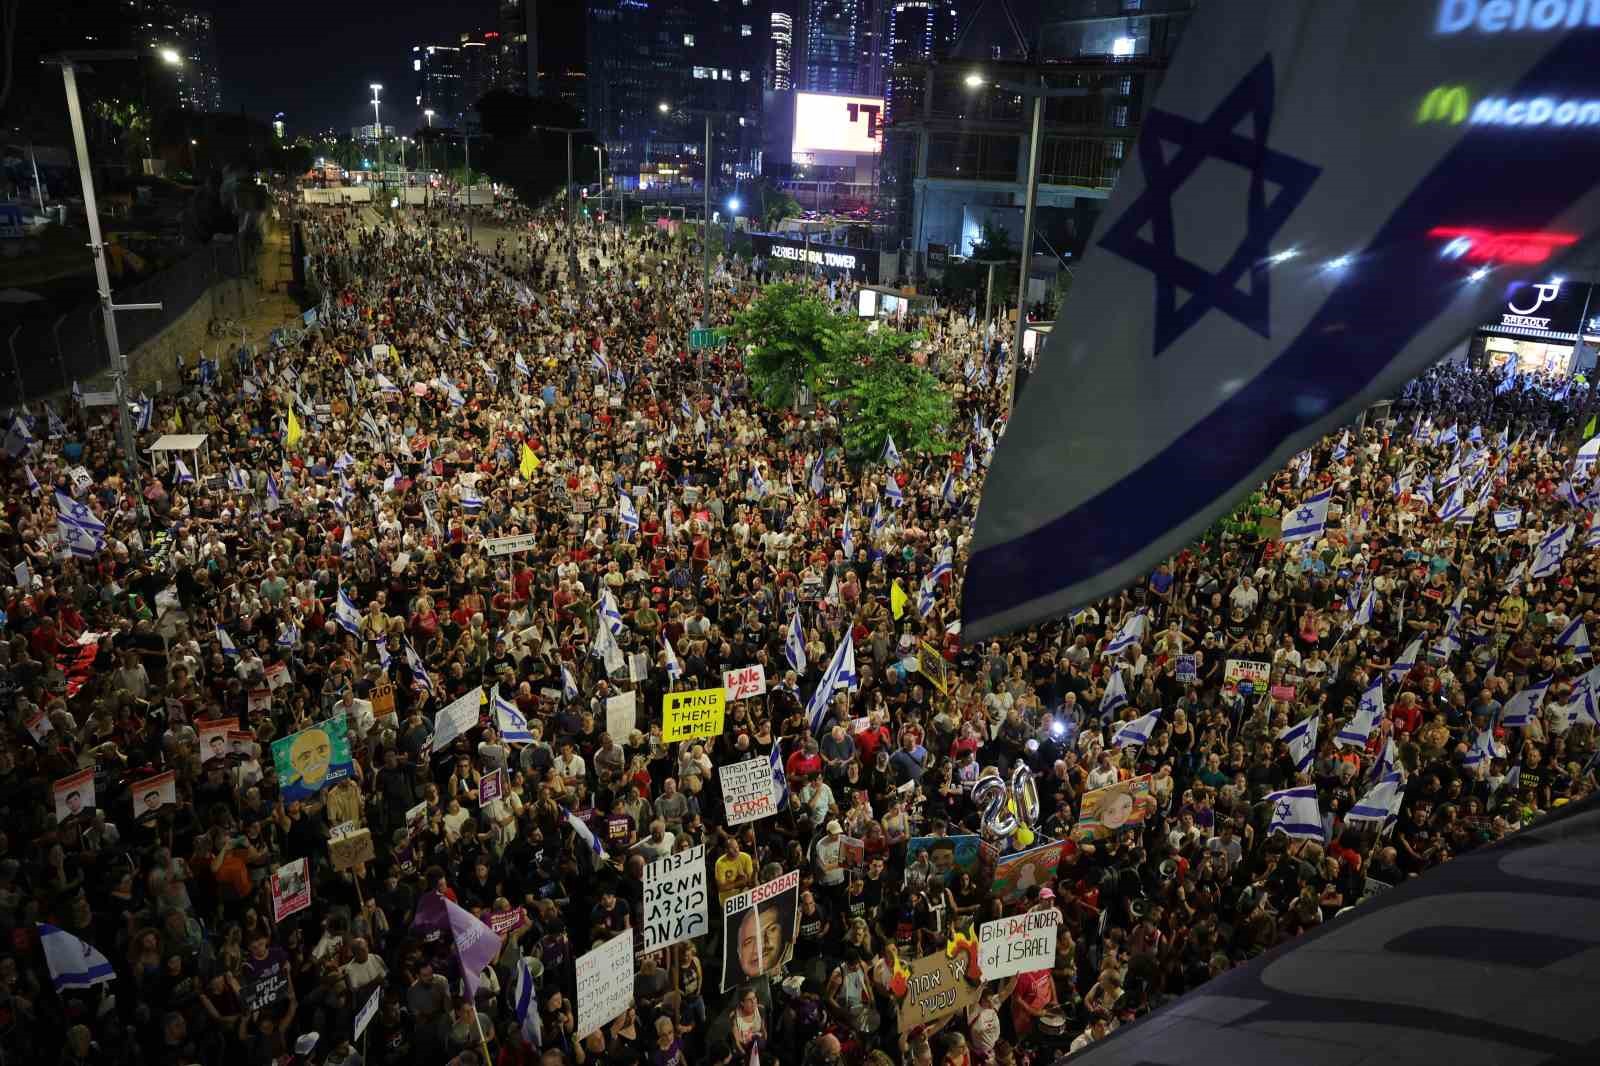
top-left (213, 0), bottom-right (500, 136)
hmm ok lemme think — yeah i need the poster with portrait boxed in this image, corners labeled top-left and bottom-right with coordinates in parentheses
top-left (198, 717), bottom-right (238, 766)
top-left (1073, 774), bottom-right (1158, 844)
top-left (52, 767), bottom-right (96, 823)
top-left (721, 869), bottom-right (800, 992)
top-left (227, 730), bottom-right (258, 760)
top-left (990, 842), bottom-right (1064, 904)
top-left (130, 770), bottom-right (177, 820)
top-left (271, 858), bottom-right (311, 922)
top-left (905, 835), bottom-right (983, 888)
top-left (271, 713), bottom-right (354, 803)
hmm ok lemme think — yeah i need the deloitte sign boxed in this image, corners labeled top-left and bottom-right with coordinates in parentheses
top-left (1436, 0), bottom-right (1600, 32)
top-left (1440, 0), bottom-right (1600, 31)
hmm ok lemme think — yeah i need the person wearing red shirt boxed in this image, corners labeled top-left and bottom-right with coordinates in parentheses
top-left (785, 743), bottom-right (822, 782)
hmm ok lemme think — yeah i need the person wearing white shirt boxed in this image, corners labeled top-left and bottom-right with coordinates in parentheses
top-left (1086, 750), bottom-right (1120, 791)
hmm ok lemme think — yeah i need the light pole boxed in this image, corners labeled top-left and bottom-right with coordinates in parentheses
top-left (46, 48), bottom-right (182, 476)
top-left (964, 71), bottom-right (1091, 412)
top-left (531, 124), bottom-right (591, 273)
top-left (659, 101), bottom-right (714, 329)
top-left (370, 83), bottom-right (383, 189)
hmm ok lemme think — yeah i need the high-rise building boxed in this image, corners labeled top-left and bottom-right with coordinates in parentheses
top-left (124, 0), bottom-right (223, 112)
top-left (530, 0), bottom-right (588, 119)
top-left (586, 0), bottom-right (768, 187)
top-left (499, 0), bottom-right (537, 95)
top-left (770, 9), bottom-right (795, 91)
top-left (459, 30), bottom-right (505, 126)
top-left (884, 0), bottom-right (961, 121)
top-left (803, 0), bottom-right (863, 95)
top-left (414, 43), bottom-right (466, 128)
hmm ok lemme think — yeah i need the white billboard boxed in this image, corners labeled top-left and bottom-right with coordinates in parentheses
top-left (793, 92), bottom-right (884, 156)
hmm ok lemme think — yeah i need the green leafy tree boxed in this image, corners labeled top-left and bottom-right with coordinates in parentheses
top-left (728, 282), bottom-right (843, 408)
top-left (818, 320), bottom-right (955, 460)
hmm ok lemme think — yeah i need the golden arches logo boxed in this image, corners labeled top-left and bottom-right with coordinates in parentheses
top-left (1418, 85), bottom-right (1471, 125)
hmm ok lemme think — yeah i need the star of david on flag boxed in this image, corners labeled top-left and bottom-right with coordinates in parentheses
top-left (1280, 488), bottom-right (1331, 543)
top-left (1097, 57), bottom-right (1320, 356)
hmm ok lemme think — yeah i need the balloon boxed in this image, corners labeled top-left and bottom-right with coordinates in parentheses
top-left (1010, 762), bottom-right (1040, 827)
top-left (973, 773), bottom-right (1017, 838)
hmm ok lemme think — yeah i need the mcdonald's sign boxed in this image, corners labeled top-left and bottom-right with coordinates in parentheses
top-left (1417, 85), bottom-right (1471, 125)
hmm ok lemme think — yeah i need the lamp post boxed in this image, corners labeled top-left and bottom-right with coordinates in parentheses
top-left (369, 83), bottom-right (383, 189)
top-left (964, 71), bottom-right (1091, 412)
top-left (45, 48), bottom-right (183, 476)
top-left (659, 101), bottom-right (714, 330)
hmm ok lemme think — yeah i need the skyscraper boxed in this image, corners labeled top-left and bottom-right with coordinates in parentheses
top-left (126, 0), bottom-right (223, 112)
top-left (804, 0), bottom-right (863, 95)
top-left (770, 9), bottom-right (795, 91)
top-left (884, 0), bottom-right (961, 121)
top-left (499, 0), bottom-right (538, 95)
top-left (529, 0), bottom-right (588, 120)
top-left (459, 30), bottom-right (504, 126)
top-left (415, 43), bottom-right (466, 128)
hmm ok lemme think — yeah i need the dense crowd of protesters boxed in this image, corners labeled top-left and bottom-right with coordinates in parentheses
top-left (0, 191), bottom-right (1595, 1066)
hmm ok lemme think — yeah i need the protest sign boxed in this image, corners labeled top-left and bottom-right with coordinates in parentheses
top-left (248, 688), bottom-right (273, 714)
top-left (479, 768), bottom-right (504, 805)
top-left (605, 690), bottom-right (637, 742)
top-left (431, 686), bottom-right (483, 749)
top-left (1174, 653), bottom-right (1199, 684)
top-left (130, 770), bottom-right (176, 819)
top-left (329, 828), bottom-right (376, 871)
top-left (1269, 683), bottom-right (1297, 702)
top-left (977, 907), bottom-right (1061, 981)
top-left (641, 844), bottom-right (709, 952)
top-left (1074, 775), bottom-right (1158, 843)
top-left (663, 687), bottom-right (725, 742)
top-left (197, 717), bottom-right (238, 764)
top-left (720, 757), bottom-right (779, 825)
top-left (23, 710), bottom-right (50, 744)
top-left (354, 987), bottom-right (382, 1043)
top-left (575, 930), bottom-right (635, 1038)
top-left (370, 682), bottom-right (396, 722)
top-left (271, 858), bottom-right (311, 922)
top-left (226, 730), bottom-right (256, 759)
top-left (272, 714), bottom-right (354, 803)
top-left (1223, 658), bottom-right (1271, 696)
top-left (52, 767), bottom-right (95, 823)
top-left (629, 652), bottom-right (651, 682)
top-left (265, 661), bottom-right (291, 690)
top-left (722, 664), bottom-right (767, 702)
top-left (721, 869), bottom-right (800, 992)
top-left (905, 835), bottom-right (983, 887)
top-left (898, 951), bottom-right (983, 1034)
top-left (990, 841), bottom-right (1064, 904)
top-left (489, 907), bottom-right (529, 935)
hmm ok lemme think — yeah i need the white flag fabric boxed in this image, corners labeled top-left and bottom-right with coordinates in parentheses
top-left (1099, 670), bottom-right (1129, 718)
top-left (1346, 770), bottom-right (1405, 832)
top-left (1278, 712), bottom-right (1318, 773)
top-left (39, 923), bottom-right (115, 991)
top-left (784, 610), bottom-right (808, 674)
top-left (1387, 637), bottom-right (1422, 687)
top-left (1337, 678), bottom-right (1383, 749)
top-left (806, 631), bottom-right (856, 735)
top-left (961, 5), bottom-right (1600, 639)
top-left (1279, 489), bottom-right (1332, 543)
top-left (336, 588), bottom-right (363, 636)
top-left (493, 686), bottom-right (534, 744)
top-left (1498, 676), bottom-right (1551, 730)
top-left (1112, 707), bottom-right (1162, 749)
top-left (1265, 785), bottom-right (1323, 843)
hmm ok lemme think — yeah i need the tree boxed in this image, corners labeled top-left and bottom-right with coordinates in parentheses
top-left (818, 320), bottom-right (955, 461)
top-left (728, 282), bottom-right (847, 408)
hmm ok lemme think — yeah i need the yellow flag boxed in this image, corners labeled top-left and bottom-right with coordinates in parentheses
top-left (1584, 415), bottom-right (1596, 440)
top-left (286, 409), bottom-right (303, 449)
top-left (890, 579), bottom-right (908, 620)
top-left (519, 443), bottom-right (539, 478)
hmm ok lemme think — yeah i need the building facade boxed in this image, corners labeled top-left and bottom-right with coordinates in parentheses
top-left (770, 7), bottom-right (796, 90)
top-left (499, 0), bottom-right (538, 96)
top-left (124, 0), bottom-right (223, 112)
top-left (803, 0), bottom-right (863, 95)
top-left (586, 0), bottom-right (768, 189)
top-left (415, 44), bottom-right (466, 128)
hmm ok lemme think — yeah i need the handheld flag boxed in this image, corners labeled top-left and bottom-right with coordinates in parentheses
top-left (1280, 489), bottom-right (1332, 544)
top-left (1278, 712), bottom-right (1318, 773)
top-left (286, 408), bottom-right (304, 449)
top-left (38, 924), bottom-right (115, 992)
top-left (216, 625), bottom-right (238, 659)
top-left (336, 588), bottom-right (363, 636)
top-left (1099, 669), bottom-right (1129, 717)
top-left (1265, 785), bottom-right (1323, 843)
top-left (770, 740), bottom-right (789, 811)
top-left (883, 434), bottom-right (901, 468)
top-left (806, 631), bottom-right (857, 734)
top-left (1557, 617), bottom-right (1592, 659)
top-left (1336, 678), bottom-right (1383, 749)
top-left (784, 610), bottom-right (808, 674)
top-left (1112, 707), bottom-right (1162, 749)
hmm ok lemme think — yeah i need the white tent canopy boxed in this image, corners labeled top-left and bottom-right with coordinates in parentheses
top-left (147, 434), bottom-right (210, 477)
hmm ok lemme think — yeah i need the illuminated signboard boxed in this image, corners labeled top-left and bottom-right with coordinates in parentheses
top-left (792, 92), bottom-right (884, 156)
top-left (1435, 0), bottom-right (1600, 34)
top-left (1428, 226), bottom-right (1578, 264)
top-left (1487, 278), bottom-right (1595, 336)
top-left (753, 234), bottom-right (876, 281)
top-left (1417, 84), bottom-right (1600, 127)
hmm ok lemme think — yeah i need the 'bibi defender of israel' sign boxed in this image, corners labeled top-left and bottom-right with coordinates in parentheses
top-left (964, 1), bottom-right (1600, 640)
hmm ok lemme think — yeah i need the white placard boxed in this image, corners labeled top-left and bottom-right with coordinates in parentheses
top-left (605, 690), bottom-right (637, 742)
top-left (977, 908), bottom-right (1061, 981)
top-left (575, 929), bottom-right (635, 1038)
top-left (485, 532), bottom-right (540, 556)
top-left (720, 755), bottom-right (779, 825)
top-left (431, 686), bottom-right (483, 750)
top-left (80, 391), bottom-right (118, 408)
top-left (630, 652), bottom-right (651, 683)
top-left (641, 844), bottom-right (708, 952)
top-left (353, 986), bottom-right (382, 1042)
top-left (722, 664), bottom-right (767, 702)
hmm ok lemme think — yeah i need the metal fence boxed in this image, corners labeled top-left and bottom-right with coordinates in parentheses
top-left (2, 233), bottom-right (259, 405)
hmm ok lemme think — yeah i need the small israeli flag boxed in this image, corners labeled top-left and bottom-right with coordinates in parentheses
top-left (662, 634), bottom-right (683, 681)
top-left (1346, 770), bottom-right (1405, 833)
top-left (1497, 676), bottom-right (1551, 730)
top-left (885, 477), bottom-right (904, 507)
top-left (1557, 617), bottom-right (1592, 659)
top-left (38, 924), bottom-right (115, 992)
top-left (841, 511), bottom-right (854, 558)
top-left (1336, 678), bottom-right (1383, 749)
top-left (750, 466), bottom-right (768, 500)
top-left (1530, 523), bottom-right (1574, 580)
top-left (405, 640), bottom-right (434, 694)
top-left (277, 623), bottom-right (299, 649)
top-left (941, 470), bottom-right (958, 508)
top-left (806, 631), bottom-right (857, 734)
top-left (227, 465), bottom-right (249, 492)
top-left (810, 455), bottom-right (826, 496)
top-left (1280, 488), bottom-right (1332, 543)
top-left (1102, 609), bottom-right (1149, 658)
top-left (1587, 511), bottom-right (1600, 549)
top-left (1413, 475), bottom-right (1434, 508)
top-left (336, 587), bottom-right (363, 636)
top-left (375, 637), bottom-right (392, 671)
top-left (1349, 589), bottom-right (1374, 628)
top-left (514, 352), bottom-right (531, 377)
top-left (24, 465), bottom-right (40, 495)
top-left (1278, 712), bottom-right (1318, 773)
top-left (1436, 483), bottom-right (1466, 524)
top-left (1370, 735), bottom-right (1398, 785)
top-left (56, 519), bottom-right (104, 559)
top-left (173, 458), bottom-right (195, 485)
top-left (883, 434), bottom-right (901, 468)
top-left (564, 806), bottom-right (607, 860)
top-left (1462, 727), bottom-right (1504, 770)
top-left (512, 955), bottom-right (543, 1047)
top-left (560, 663), bottom-right (579, 703)
top-left (618, 491), bottom-right (640, 535)
top-left (1387, 637), bottom-right (1422, 687)
top-left (494, 686), bottom-right (534, 744)
top-left (1493, 507), bottom-right (1522, 532)
top-left (1265, 785), bottom-right (1324, 843)
top-left (1112, 707), bottom-right (1162, 749)
top-left (770, 741), bottom-right (789, 811)
top-left (1329, 430), bottom-right (1348, 462)
top-left (1099, 669), bottom-right (1129, 717)
top-left (784, 610), bottom-right (808, 674)
top-left (599, 590), bottom-right (626, 637)
top-left (216, 626), bottom-right (238, 659)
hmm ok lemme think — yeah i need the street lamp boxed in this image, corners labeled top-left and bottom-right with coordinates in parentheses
top-left (370, 83), bottom-right (383, 188)
top-left (43, 47), bottom-right (183, 476)
top-left (659, 101), bottom-right (717, 330)
top-left (964, 72), bottom-right (1092, 412)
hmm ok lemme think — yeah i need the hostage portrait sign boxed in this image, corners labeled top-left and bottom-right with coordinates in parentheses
top-left (641, 844), bottom-right (709, 952)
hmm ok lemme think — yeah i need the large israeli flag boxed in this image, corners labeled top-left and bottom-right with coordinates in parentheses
top-left (1280, 489), bottom-right (1332, 544)
top-left (1278, 712), bottom-right (1319, 773)
top-left (961, 5), bottom-right (1600, 640)
top-left (1266, 785), bottom-right (1324, 843)
top-left (1337, 678), bottom-right (1384, 749)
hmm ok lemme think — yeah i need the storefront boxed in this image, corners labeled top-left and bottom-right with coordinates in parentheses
top-left (1472, 277), bottom-right (1598, 376)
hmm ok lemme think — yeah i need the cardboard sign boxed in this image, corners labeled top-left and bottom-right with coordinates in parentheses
top-left (431, 686), bottom-right (483, 749)
top-left (370, 682), bottom-right (396, 721)
top-left (479, 768), bottom-right (504, 805)
top-left (271, 858), bottom-right (311, 922)
top-left (662, 687), bottom-right (726, 742)
top-left (248, 688), bottom-right (273, 714)
top-left (605, 690), bottom-right (637, 743)
top-left (641, 844), bottom-right (709, 952)
top-left (990, 841), bottom-right (1065, 904)
top-left (197, 717), bottom-right (238, 763)
top-left (722, 664), bottom-right (767, 702)
top-left (52, 767), bottom-right (96, 823)
top-left (1269, 683), bottom-right (1298, 702)
top-left (575, 930), bottom-right (636, 1038)
top-left (720, 869), bottom-right (800, 992)
top-left (329, 828), bottom-right (376, 871)
top-left (272, 713), bottom-right (354, 802)
top-left (1223, 658), bottom-right (1271, 696)
top-left (898, 951), bottom-right (983, 1034)
top-left (1174, 653), bottom-right (1199, 683)
top-left (265, 661), bottom-right (291, 690)
top-left (720, 756), bottom-right (779, 825)
top-left (977, 907), bottom-right (1061, 981)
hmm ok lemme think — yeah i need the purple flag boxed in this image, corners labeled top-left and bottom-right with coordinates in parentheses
top-left (412, 892), bottom-right (503, 997)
